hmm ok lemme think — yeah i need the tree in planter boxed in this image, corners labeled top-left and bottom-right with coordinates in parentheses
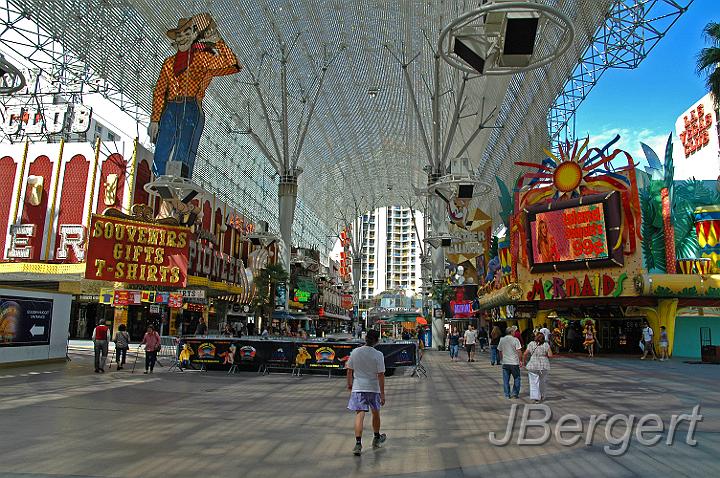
top-left (251, 263), bottom-right (289, 323)
top-left (430, 281), bottom-right (453, 311)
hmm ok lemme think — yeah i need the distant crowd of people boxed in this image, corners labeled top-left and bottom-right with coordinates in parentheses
top-left (442, 319), bottom-right (666, 403)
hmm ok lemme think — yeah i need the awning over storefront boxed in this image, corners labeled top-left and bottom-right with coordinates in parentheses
top-left (272, 310), bottom-right (311, 321)
top-left (321, 311), bottom-right (351, 321)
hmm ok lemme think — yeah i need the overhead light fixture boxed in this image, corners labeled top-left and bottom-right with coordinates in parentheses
top-left (452, 35), bottom-right (487, 74)
top-left (368, 86), bottom-right (379, 98)
top-left (457, 183), bottom-right (474, 199)
top-left (500, 12), bottom-right (540, 67)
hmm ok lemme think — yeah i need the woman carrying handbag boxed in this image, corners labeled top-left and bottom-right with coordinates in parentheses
top-left (140, 325), bottom-right (162, 374)
top-left (524, 332), bottom-right (553, 403)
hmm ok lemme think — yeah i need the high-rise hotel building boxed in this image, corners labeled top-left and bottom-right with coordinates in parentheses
top-left (356, 206), bottom-right (425, 301)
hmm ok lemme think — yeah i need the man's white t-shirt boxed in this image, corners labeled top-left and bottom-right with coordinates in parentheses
top-left (498, 335), bottom-right (522, 365)
top-left (539, 327), bottom-right (551, 343)
top-left (642, 326), bottom-right (654, 342)
top-left (347, 345), bottom-right (386, 393)
top-left (464, 329), bottom-right (478, 345)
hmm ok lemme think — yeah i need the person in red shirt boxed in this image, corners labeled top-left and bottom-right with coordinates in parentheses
top-left (141, 325), bottom-right (162, 374)
top-left (92, 320), bottom-right (110, 373)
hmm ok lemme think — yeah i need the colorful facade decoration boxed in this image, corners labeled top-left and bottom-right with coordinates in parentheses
top-left (695, 205), bottom-right (720, 272)
top-left (0, 140), bottom-right (265, 300)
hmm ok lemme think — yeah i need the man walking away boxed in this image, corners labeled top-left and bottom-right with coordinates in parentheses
top-left (347, 329), bottom-right (386, 456)
top-left (640, 321), bottom-right (657, 360)
top-left (92, 320), bottom-right (110, 373)
top-left (498, 328), bottom-right (523, 399)
top-left (464, 325), bottom-right (478, 362)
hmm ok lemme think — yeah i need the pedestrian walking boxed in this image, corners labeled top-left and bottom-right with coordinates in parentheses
top-left (498, 328), bottom-right (523, 399)
top-left (112, 324), bottom-right (131, 370)
top-left (659, 326), bottom-right (669, 361)
top-left (448, 327), bottom-right (461, 361)
top-left (92, 319), bottom-right (110, 373)
top-left (640, 321), bottom-right (657, 360)
top-left (490, 326), bottom-right (502, 365)
top-left (140, 325), bottom-right (162, 374)
top-left (346, 329), bottom-right (386, 456)
top-left (524, 332), bottom-right (553, 403)
top-left (463, 325), bottom-right (478, 362)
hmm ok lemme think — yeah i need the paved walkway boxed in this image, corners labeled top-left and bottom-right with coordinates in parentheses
top-left (0, 349), bottom-right (718, 477)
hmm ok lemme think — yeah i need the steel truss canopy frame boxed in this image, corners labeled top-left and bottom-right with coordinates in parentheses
top-left (547, 0), bottom-right (693, 148)
top-left (0, 0), bottom-right (686, 237)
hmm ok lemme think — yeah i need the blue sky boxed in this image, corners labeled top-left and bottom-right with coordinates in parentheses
top-left (574, 0), bottom-right (717, 167)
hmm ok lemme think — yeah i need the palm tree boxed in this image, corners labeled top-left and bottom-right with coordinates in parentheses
top-left (697, 21), bottom-right (720, 108)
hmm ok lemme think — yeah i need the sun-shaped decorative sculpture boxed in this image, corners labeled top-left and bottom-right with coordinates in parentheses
top-left (515, 138), bottom-right (629, 201)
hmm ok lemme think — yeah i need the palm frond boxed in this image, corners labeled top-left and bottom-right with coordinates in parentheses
top-left (703, 21), bottom-right (720, 43)
top-left (640, 141), bottom-right (662, 176)
top-left (662, 133), bottom-right (674, 204)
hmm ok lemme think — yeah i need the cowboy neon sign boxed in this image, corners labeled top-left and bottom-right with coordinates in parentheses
top-left (527, 273), bottom-right (627, 301)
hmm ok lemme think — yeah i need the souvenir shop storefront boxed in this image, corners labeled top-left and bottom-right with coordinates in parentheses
top-left (0, 140), bottom-right (270, 340)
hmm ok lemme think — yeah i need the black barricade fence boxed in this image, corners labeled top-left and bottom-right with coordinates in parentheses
top-left (297, 342), bottom-right (356, 369)
top-left (376, 341), bottom-right (417, 368)
top-left (182, 338), bottom-right (242, 366)
top-left (180, 337), bottom-right (417, 371)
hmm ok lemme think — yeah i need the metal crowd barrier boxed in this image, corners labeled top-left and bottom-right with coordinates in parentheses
top-left (159, 336), bottom-right (184, 372)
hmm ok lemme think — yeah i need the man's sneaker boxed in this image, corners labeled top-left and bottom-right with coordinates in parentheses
top-left (372, 433), bottom-right (387, 449)
top-left (353, 443), bottom-right (362, 456)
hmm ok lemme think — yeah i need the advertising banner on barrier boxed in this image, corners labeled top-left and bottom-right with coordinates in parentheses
top-left (0, 295), bottom-right (53, 346)
top-left (298, 342), bottom-right (355, 369)
top-left (84, 215), bottom-right (190, 287)
top-left (181, 338), bottom-right (418, 371)
top-left (183, 339), bottom-right (240, 365)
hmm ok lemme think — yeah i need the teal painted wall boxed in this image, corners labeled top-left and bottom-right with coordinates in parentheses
top-left (674, 316), bottom-right (720, 359)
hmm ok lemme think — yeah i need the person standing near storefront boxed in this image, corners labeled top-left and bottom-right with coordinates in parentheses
top-left (524, 332), bottom-right (553, 403)
top-left (477, 326), bottom-right (488, 353)
top-left (92, 320), bottom-right (110, 373)
top-left (640, 321), bottom-right (657, 360)
top-left (498, 328), bottom-right (523, 399)
top-left (112, 324), bottom-right (131, 370)
top-left (463, 325), bottom-right (478, 362)
top-left (346, 329), bottom-right (386, 456)
top-left (141, 325), bottom-right (162, 374)
top-left (539, 323), bottom-right (552, 347)
top-left (448, 327), bottom-right (461, 362)
top-left (195, 317), bottom-right (208, 336)
top-left (659, 326), bottom-right (669, 361)
top-left (490, 326), bottom-right (502, 365)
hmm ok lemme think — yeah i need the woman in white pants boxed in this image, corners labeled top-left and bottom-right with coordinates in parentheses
top-left (524, 332), bottom-right (553, 403)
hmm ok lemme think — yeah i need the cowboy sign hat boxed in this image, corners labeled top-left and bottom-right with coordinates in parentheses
top-left (166, 13), bottom-right (216, 40)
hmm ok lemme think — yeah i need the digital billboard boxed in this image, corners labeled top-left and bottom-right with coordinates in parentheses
top-left (525, 192), bottom-right (623, 272)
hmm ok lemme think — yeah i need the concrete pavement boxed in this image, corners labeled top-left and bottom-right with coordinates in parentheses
top-left (0, 348), bottom-right (718, 477)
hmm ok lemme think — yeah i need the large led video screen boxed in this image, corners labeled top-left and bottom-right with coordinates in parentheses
top-left (525, 192), bottom-right (623, 273)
